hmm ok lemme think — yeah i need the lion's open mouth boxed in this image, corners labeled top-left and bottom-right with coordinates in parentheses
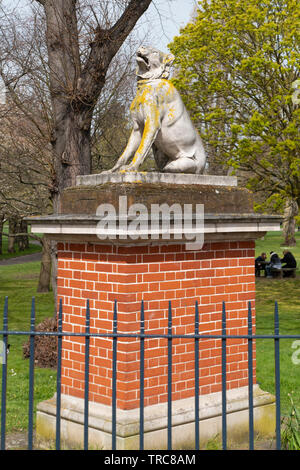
top-left (137, 51), bottom-right (149, 67)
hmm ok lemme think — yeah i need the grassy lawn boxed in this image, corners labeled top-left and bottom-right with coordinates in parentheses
top-left (255, 278), bottom-right (300, 416)
top-left (0, 262), bottom-right (56, 433)
top-left (255, 231), bottom-right (300, 417)
top-left (255, 230), bottom-right (300, 272)
top-left (0, 230), bottom-right (299, 437)
top-left (0, 224), bottom-right (42, 261)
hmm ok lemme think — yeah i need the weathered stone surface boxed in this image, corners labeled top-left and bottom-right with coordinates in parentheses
top-left (36, 386), bottom-right (276, 450)
top-left (29, 177), bottom-right (281, 242)
top-left (61, 182), bottom-right (253, 215)
top-left (77, 172), bottom-right (237, 187)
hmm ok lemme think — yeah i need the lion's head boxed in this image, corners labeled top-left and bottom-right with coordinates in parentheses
top-left (136, 46), bottom-right (174, 81)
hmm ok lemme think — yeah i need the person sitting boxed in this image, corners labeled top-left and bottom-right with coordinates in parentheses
top-left (281, 250), bottom-right (297, 277)
top-left (266, 251), bottom-right (282, 278)
top-left (255, 252), bottom-right (267, 277)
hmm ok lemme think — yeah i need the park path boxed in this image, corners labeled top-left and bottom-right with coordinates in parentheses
top-left (0, 252), bottom-right (42, 266)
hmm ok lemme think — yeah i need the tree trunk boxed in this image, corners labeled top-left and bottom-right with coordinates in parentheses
top-left (17, 220), bottom-right (29, 251)
top-left (51, 110), bottom-right (92, 212)
top-left (282, 199), bottom-right (298, 246)
top-left (37, 236), bottom-right (52, 293)
top-left (21, 220), bottom-right (29, 249)
top-left (0, 214), bottom-right (4, 255)
top-left (43, 0), bottom-right (153, 211)
top-left (8, 217), bottom-right (17, 253)
top-left (40, 0), bottom-right (153, 312)
top-left (43, 0), bottom-right (87, 212)
top-left (50, 240), bottom-right (58, 318)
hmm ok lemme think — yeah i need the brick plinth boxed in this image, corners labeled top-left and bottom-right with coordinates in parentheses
top-left (57, 240), bottom-right (256, 411)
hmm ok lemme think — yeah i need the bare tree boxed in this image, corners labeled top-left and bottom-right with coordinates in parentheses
top-left (0, 0), bottom-right (156, 302)
top-left (25, 0), bottom-right (153, 212)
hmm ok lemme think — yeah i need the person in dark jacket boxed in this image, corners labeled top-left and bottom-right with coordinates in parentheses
top-left (266, 251), bottom-right (282, 278)
top-left (255, 252), bottom-right (267, 277)
top-left (281, 250), bottom-right (297, 277)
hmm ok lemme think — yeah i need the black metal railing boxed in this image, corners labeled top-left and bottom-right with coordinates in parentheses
top-left (1, 297), bottom-right (300, 451)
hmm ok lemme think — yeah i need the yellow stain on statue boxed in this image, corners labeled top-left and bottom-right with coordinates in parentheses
top-left (131, 80), bottom-right (176, 112)
top-left (131, 118), bottom-right (155, 165)
top-left (130, 79), bottom-right (176, 141)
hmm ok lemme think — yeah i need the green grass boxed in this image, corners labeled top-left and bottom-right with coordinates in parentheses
top-left (255, 230), bottom-right (300, 272)
top-left (255, 278), bottom-right (300, 416)
top-left (0, 224), bottom-right (42, 261)
top-left (0, 262), bottom-right (56, 433)
top-left (255, 231), bottom-right (300, 416)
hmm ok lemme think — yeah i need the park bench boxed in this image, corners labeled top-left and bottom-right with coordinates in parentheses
top-left (270, 266), bottom-right (282, 278)
top-left (281, 267), bottom-right (297, 278)
top-left (270, 267), bottom-right (297, 278)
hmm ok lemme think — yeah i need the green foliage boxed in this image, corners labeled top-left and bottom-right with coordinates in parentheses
top-left (169, 0), bottom-right (300, 204)
top-left (282, 393), bottom-right (300, 450)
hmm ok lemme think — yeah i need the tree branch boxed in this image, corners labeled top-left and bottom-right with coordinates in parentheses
top-left (79, 0), bottom-right (152, 104)
top-left (1, 231), bottom-right (43, 245)
top-left (109, 0), bottom-right (152, 47)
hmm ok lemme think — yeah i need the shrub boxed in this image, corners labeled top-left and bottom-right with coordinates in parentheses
top-left (23, 317), bottom-right (57, 369)
top-left (281, 393), bottom-right (300, 450)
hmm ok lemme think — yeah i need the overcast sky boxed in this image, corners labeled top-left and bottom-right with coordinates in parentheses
top-left (146, 0), bottom-right (198, 51)
top-left (2, 0), bottom-right (198, 52)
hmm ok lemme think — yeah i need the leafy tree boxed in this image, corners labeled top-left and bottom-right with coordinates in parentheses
top-left (169, 0), bottom-right (300, 243)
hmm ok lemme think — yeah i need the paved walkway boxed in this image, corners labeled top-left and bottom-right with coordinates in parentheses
top-left (0, 252), bottom-right (42, 266)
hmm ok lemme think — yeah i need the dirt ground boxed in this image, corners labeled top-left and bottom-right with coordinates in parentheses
top-left (4, 432), bottom-right (277, 451)
top-left (4, 432), bottom-right (30, 450)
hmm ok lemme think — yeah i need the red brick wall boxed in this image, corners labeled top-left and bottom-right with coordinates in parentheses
top-left (57, 240), bottom-right (256, 410)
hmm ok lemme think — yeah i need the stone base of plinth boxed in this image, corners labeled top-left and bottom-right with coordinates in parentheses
top-left (76, 172), bottom-right (238, 188)
top-left (36, 385), bottom-right (275, 450)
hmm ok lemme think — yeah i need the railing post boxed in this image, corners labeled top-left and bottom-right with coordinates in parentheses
top-left (84, 299), bottom-right (90, 450)
top-left (167, 301), bottom-right (172, 451)
top-left (112, 300), bottom-right (118, 450)
top-left (248, 301), bottom-right (254, 450)
top-left (1, 297), bottom-right (8, 451)
top-left (274, 301), bottom-right (281, 450)
top-left (195, 301), bottom-right (200, 450)
top-left (56, 299), bottom-right (63, 450)
top-left (139, 300), bottom-right (145, 450)
top-left (222, 301), bottom-right (227, 450)
top-left (28, 297), bottom-right (36, 450)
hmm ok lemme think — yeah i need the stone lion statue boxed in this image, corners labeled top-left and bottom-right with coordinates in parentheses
top-left (105, 46), bottom-right (206, 174)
